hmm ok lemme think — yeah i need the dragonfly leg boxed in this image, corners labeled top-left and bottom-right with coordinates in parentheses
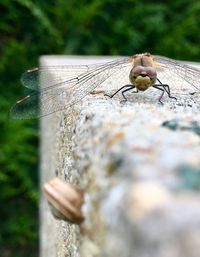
top-left (121, 85), bottom-right (136, 101)
top-left (104, 84), bottom-right (134, 99)
top-left (156, 78), bottom-right (177, 100)
top-left (156, 78), bottom-right (163, 84)
top-left (161, 85), bottom-right (177, 100)
top-left (153, 85), bottom-right (165, 104)
top-left (132, 88), bottom-right (139, 94)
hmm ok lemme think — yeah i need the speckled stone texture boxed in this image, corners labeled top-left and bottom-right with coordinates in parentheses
top-left (40, 56), bottom-right (200, 257)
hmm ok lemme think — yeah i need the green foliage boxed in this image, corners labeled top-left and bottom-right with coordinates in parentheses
top-left (0, 0), bottom-right (200, 256)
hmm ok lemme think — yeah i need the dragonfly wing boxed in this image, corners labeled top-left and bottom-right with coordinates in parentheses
top-left (154, 55), bottom-right (200, 93)
top-left (11, 57), bottom-right (130, 119)
top-left (10, 93), bottom-right (39, 119)
top-left (21, 64), bottom-right (99, 90)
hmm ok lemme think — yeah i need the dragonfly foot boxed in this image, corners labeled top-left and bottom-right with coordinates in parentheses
top-left (120, 99), bottom-right (127, 104)
top-left (104, 93), bottom-right (112, 98)
top-left (170, 96), bottom-right (177, 101)
top-left (158, 100), bottom-right (164, 105)
top-left (189, 92), bottom-right (196, 95)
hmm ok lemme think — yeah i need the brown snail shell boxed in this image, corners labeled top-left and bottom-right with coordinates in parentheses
top-left (43, 178), bottom-right (84, 224)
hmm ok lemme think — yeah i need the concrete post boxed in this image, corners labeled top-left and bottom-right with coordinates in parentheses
top-left (40, 56), bottom-right (200, 257)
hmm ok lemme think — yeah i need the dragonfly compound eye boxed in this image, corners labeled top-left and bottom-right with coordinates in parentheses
top-left (145, 66), bottom-right (157, 78)
top-left (131, 66), bottom-right (145, 76)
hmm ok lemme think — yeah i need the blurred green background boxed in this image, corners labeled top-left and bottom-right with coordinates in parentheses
top-left (1, 0), bottom-right (200, 256)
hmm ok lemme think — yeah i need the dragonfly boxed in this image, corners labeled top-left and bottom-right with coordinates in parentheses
top-left (11, 53), bottom-right (200, 119)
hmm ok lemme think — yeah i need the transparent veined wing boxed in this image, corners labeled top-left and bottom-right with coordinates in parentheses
top-left (154, 55), bottom-right (200, 94)
top-left (21, 64), bottom-right (103, 90)
top-left (11, 57), bottom-right (130, 119)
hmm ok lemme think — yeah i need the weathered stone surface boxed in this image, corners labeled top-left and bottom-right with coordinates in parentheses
top-left (40, 56), bottom-right (200, 257)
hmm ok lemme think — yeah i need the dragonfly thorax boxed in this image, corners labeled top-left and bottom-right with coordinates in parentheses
top-left (129, 65), bottom-right (157, 91)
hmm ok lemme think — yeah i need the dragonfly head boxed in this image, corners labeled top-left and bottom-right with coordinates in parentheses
top-left (129, 66), bottom-right (157, 91)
